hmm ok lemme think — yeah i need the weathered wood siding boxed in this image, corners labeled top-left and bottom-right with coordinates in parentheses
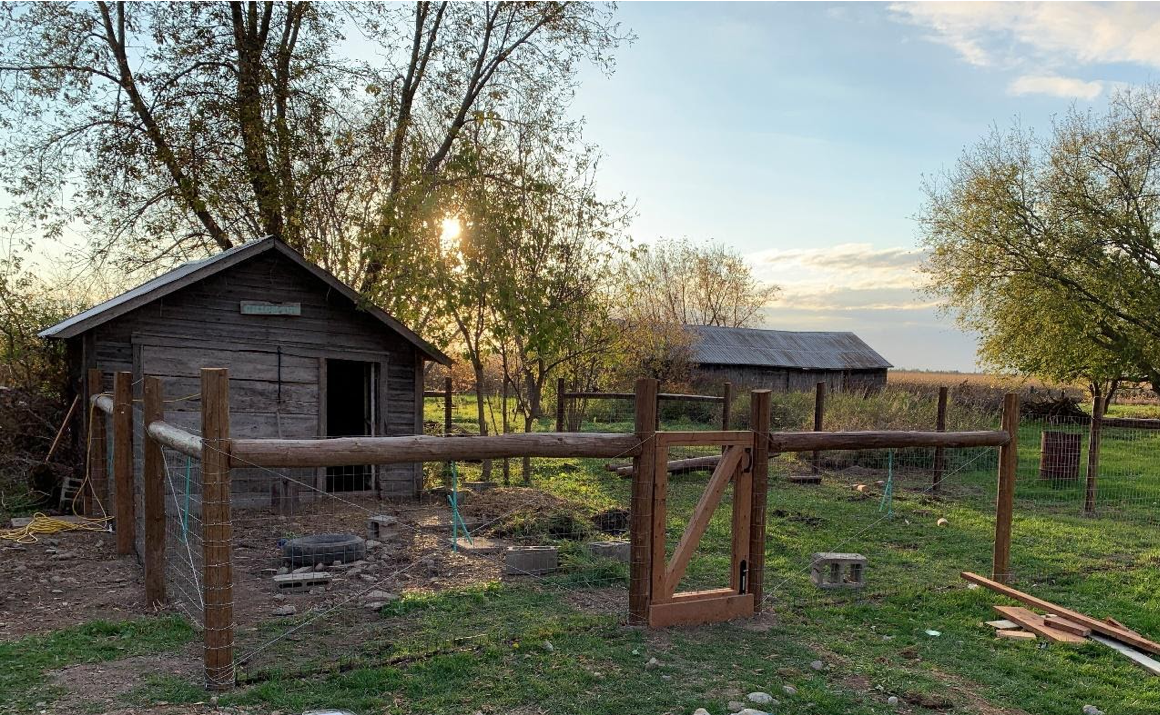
top-left (82, 250), bottom-right (426, 503)
top-left (693, 366), bottom-right (887, 394)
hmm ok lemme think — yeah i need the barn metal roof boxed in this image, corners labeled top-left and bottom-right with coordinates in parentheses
top-left (39, 237), bottom-right (452, 365)
top-left (687, 325), bottom-right (892, 371)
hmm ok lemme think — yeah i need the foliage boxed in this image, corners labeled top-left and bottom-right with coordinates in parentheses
top-left (0, 1), bottom-right (630, 328)
top-left (613, 238), bottom-right (779, 385)
top-left (918, 85), bottom-right (1160, 395)
top-left (0, 254), bottom-right (80, 395)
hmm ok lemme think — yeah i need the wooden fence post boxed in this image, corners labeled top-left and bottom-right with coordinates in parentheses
top-left (143, 376), bottom-right (166, 608)
top-left (502, 377), bottom-right (510, 485)
top-left (932, 386), bottom-right (948, 493)
top-left (556, 377), bottom-right (566, 432)
top-left (992, 392), bottom-right (1019, 584)
top-left (629, 377), bottom-right (659, 625)
top-left (721, 381), bottom-right (733, 431)
top-left (811, 382), bottom-right (826, 474)
top-left (443, 376), bottom-right (452, 436)
top-left (86, 368), bottom-right (107, 517)
top-left (201, 368), bottom-right (233, 689)
top-left (113, 371), bottom-right (134, 555)
top-left (1084, 392), bottom-right (1102, 515)
top-left (748, 390), bottom-right (771, 611)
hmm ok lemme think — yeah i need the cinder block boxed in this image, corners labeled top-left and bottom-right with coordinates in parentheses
top-left (367, 514), bottom-right (398, 541)
top-left (587, 539), bottom-right (631, 563)
top-left (810, 552), bottom-right (867, 589)
top-left (505, 545), bottom-right (559, 576)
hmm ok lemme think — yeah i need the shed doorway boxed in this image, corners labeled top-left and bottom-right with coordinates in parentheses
top-left (325, 358), bottom-right (377, 492)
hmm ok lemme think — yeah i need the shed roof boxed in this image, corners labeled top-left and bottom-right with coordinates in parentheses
top-left (39, 237), bottom-right (452, 365)
top-left (686, 325), bottom-right (891, 371)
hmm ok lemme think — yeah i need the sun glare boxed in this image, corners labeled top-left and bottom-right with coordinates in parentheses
top-left (440, 217), bottom-right (462, 244)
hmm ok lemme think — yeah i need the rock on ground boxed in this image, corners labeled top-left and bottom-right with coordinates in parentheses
top-left (747, 692), bottom-right (774, 704)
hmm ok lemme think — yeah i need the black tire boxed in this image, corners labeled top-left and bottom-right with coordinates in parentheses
top-left (282, 533), bottom-right (366, 567)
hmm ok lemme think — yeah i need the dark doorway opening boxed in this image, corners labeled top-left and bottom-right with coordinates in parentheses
top-left (325, 359), bottom-right (376, 492)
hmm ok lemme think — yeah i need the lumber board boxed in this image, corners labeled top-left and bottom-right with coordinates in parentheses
top-left (9, 515), bottom-right (88, 528)
top-left (993, 606), bottom-right (1086, 644)
top-left (962, 571), bottom-right (1160, 655)
top-left (1106, 617), bottom-right (1143, 638)
top-left (607, 454), bottom-right (721, 477)
top-left (1090, 634), bottom-right (1160, 676)
top-left (1044, 615), bottom-right (1092, 637)
top-left (986, 619), bottom-right (1019, 630)
top-left (997, 630), bottom-right (1037, 641)
top-left (648, 592), bottom-right (754, 628)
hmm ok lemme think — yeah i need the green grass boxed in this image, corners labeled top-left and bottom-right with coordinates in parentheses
top-left (0, 617), bottom-right (194, 713)
top-left (11, 404), bottom-right (1160, 714)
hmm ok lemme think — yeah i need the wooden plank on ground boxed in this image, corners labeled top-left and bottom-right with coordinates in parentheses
top-left (10, 515), bottom-right (88, 528)
top-left (986, 619), bottom-right (1019, 630)
top-left (1091, 634), bottom-right (1160, 677)
top-left (962, 571), bottom-right (1160, 655)
top-left (997, 630), bottom-right (1037, 641)
top-left (1106, 617), bottom-right (1143, 638)
top-left (993, 606), bottom-right (1087, 644)
top-left (1044, 615), bottom-right (1092, 637)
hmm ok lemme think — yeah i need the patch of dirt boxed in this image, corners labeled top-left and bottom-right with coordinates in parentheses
top-left (0, 529), bottom-right (148, 639)
top-left (563, 586), bottom-right (629, 617)
top-left (50, 650), bottom-right (200, 714)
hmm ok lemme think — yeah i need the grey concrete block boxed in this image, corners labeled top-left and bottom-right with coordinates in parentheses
top-left (810, 552), bottom-right (867, 589)
top-left (505, 545), bottom-right (559, 576)
top-left (367, 514), bottom-right (398, 541)
top-left (587, 539), bottom-right (631, 563)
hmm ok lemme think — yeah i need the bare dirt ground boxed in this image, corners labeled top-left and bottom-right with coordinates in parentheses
top-left (0, 528), bottom-right (150, 639)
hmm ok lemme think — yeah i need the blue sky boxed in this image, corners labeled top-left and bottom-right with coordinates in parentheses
top-left (570, 2), bottom-right (1160, 371)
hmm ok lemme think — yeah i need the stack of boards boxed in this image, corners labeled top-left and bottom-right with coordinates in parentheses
top-left (964, 572), bottom-right (1160, 676)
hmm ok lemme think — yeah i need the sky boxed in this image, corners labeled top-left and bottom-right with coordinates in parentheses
top-left (569, 1), bottom-right (1160, 371)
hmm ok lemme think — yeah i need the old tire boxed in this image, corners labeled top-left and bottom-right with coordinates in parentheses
top-left (282, 533), bottom-right (366, 567)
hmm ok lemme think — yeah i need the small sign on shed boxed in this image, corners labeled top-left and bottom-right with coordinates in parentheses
top-left (240, 300), bottom-right (301, 316)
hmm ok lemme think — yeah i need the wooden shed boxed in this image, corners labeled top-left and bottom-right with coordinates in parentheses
top-left (41, 237), bottom-right (451, 503)
top-left (686, 325), bottom-right (891, 393)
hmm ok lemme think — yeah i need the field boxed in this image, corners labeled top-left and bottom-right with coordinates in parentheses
top-left (4, 390), bottom-right (1160, 715)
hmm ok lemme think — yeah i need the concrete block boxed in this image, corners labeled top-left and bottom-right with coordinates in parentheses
top-left (505, 545), bottom-right (559, 576)
top-left (367, 514), bottom-right (398, 541)
top-left (587, 539), bottom-right (631, 563)
top-left (810, 552), bottom-right (867, 589)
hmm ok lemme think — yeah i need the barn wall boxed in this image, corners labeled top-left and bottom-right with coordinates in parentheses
top-left (693, 365), bottom-right (887, 393)
top-left (83, 250), bottom-right (426, 502)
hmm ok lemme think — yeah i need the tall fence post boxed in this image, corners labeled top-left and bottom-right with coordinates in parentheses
top-left (811, 381), bottom-right (826, 474)
top-left (143, 376), bottom-right (166, 608)
top-left (201, 368), bottom-right (234, 690)
top-left (556, 377), bottom-right (566, 432)
top-left (1084, 392), bottom-right (1103, 515)
top-left (629, 377), bottom-right (659, 625)
top-left (86, 368), bottom-right (107, 517)
top-left (443, 376), bottom-right (452, 436)
top-left (748, 390), bottom-right (771, 612)
top-left (992, 392), bottom-right (1019, 584)
top-left (932, 386), bottom-right (948, 493)
top-left (501, 377), bottom-right (510, 485)
top-left (113, 371), bottom-right (134, 555)
top-left (721, 381), bottom-right (732, 431)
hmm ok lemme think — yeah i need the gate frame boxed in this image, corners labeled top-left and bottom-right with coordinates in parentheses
top-left (646, 430), bottom-right (757, 627)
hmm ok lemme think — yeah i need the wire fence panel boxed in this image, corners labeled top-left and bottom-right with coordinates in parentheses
top-left (161, 445), bottom-right (205, 628)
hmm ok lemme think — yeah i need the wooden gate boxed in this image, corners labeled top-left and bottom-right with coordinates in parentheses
top-left (647, 431), bottom-right (758, 627)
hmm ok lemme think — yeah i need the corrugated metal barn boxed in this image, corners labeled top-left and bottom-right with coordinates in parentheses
top-left (41, 237), bottom-right (451, 503)
top-left (686, 325), bottom-right (891, 392)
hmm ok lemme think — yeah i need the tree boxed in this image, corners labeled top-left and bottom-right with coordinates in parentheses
top-left (918, 85), bottom-right (1160, 398)
top-left (613, 238), bottom-right (779, 385)
top-left (0, 2), bottom-right (628, 327)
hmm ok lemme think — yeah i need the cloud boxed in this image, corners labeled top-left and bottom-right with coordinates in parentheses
top-left (747, 243), bottom-right (934, 312)
top-left (1008, 74), bottom-right (1105, 100)
top-left (889, 2), bottom-right (1160, 71)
